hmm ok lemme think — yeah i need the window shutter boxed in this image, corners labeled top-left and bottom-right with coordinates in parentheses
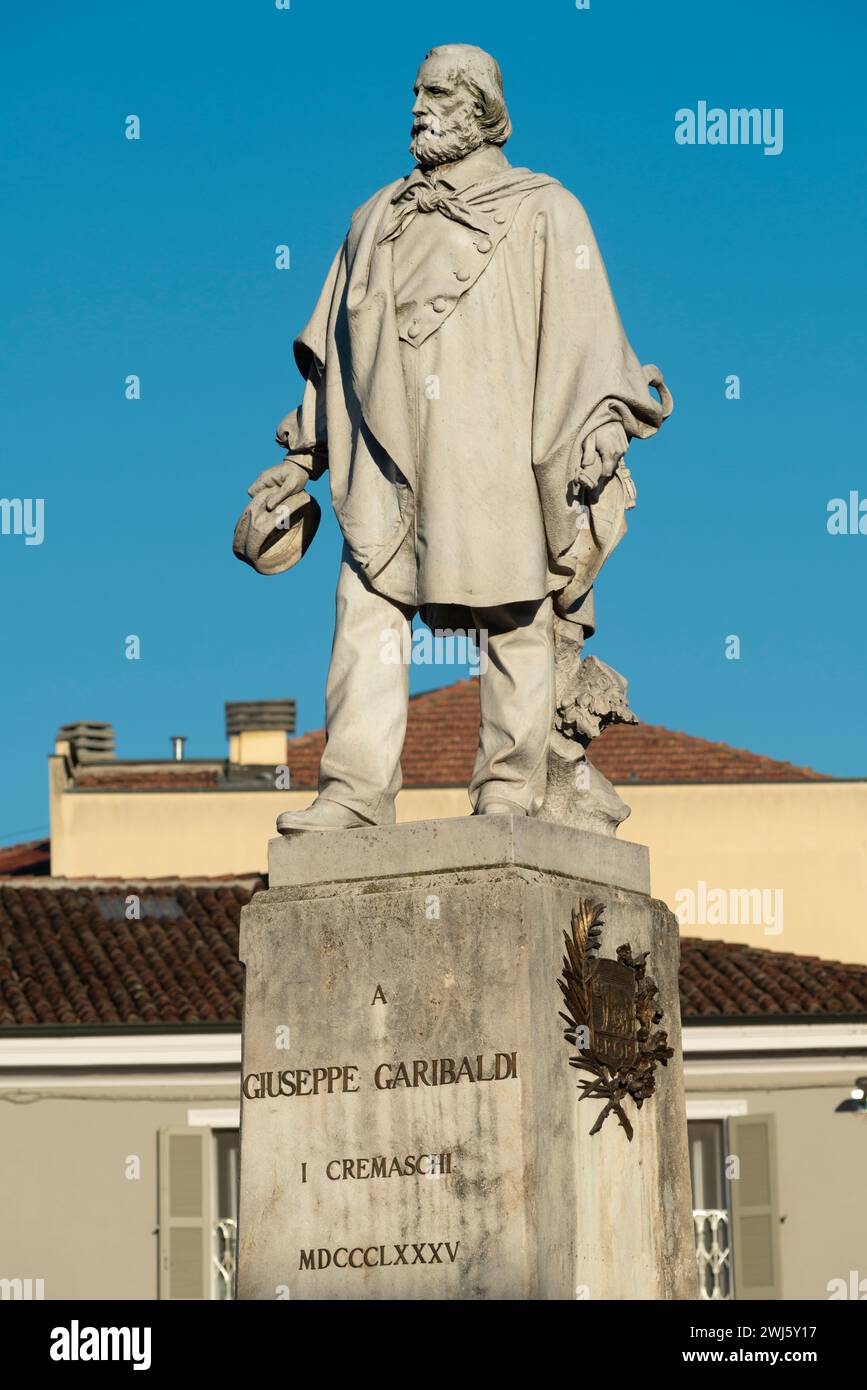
top-left (158, 1128), bottom-right (212, 1300)
top-left (728, 1114), bottom-right (781, 1300)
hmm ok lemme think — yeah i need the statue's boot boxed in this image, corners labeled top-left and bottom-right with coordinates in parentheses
top-left (276, 798), bottom-right (376, 835)
top-left (474, 798), bottom-right (528, 816)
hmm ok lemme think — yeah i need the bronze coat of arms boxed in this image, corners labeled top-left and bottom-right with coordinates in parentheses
top-left (557, 898), bottom-right (673, 1140)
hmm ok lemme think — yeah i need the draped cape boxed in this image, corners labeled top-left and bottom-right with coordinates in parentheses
top-left (277, 155), bottom-right (672, 626)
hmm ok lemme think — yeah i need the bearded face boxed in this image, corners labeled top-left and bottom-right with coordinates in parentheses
top-left (410, 57), bottom-right (486, 167)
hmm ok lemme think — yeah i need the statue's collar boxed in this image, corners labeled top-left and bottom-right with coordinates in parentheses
top-left (407, 144), bottom-right (510, 197)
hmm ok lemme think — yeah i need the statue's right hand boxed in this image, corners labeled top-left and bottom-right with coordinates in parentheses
top-left (247, 459), bottom-right (309, 510)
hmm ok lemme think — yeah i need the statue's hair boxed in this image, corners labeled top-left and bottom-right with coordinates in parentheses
top-left (424, 44), bottom-right (512, 146)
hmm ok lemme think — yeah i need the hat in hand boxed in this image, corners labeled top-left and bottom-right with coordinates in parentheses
top-left (232, 488), bottom-right (321, 576)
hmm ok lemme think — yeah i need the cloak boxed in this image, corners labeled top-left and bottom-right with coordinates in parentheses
top-left (276, 145), bottom-right (672, 630)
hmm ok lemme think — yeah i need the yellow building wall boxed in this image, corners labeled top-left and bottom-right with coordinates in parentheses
top-left (625, 782), bottom-right (867, 964)
top-left (49, 758), bottom-right (867, 965)
top-left (47, 756), bottom-right (471, 881)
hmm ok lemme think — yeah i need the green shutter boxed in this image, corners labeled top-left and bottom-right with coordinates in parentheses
top-left (728, 1114), bottom-right (781, 1300)
top-left (158, 1128), bottom-right (212, 1300)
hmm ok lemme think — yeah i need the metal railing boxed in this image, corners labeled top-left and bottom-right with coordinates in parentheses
top-left (213, 1218), bottom-right (237, 1300)
top-left (693, 1208), bottom-right (733, 1300)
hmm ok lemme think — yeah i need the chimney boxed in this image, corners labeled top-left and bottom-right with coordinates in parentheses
top-left (170, 735), bottom-right (187, 761)
top-left (225, 700), bottom-right (296, 767)
top-left (55, 721), bottom-right (116, 766)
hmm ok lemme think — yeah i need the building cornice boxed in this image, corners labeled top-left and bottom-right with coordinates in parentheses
top-left (1, 1020), bottom-right (866, 1070)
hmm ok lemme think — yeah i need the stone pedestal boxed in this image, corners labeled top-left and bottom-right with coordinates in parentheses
top-left (237, 817), bottom-right (696, 1300)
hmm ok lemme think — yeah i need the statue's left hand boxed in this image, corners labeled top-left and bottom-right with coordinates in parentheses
top-left (247, 459), bottom-right (310, 511)
top-left (575, 422), bottom-right (629, 491)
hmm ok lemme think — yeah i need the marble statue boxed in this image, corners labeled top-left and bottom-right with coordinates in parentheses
top-left (235, 43), bottom-right (672, 834)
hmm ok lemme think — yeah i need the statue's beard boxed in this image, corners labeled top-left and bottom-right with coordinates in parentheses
top-left (410, 111), bottom-right (486, 168)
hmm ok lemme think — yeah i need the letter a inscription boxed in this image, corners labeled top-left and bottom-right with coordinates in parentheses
top-left (371, 985), bottom-right (388, 1006)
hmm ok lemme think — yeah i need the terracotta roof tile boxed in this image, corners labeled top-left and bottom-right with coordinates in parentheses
top-left (285, 678), bottom-right (829, 788)
top-left (0, 882), bottom-right (863, 1029)
top-left (0, 839), bottom-right (51, 877)
top-left (0, 882), bottom-right (261, 1027)
top-left (75, 770), bottom-right (221, 790)
top-left (679, 938), bottom-right (867, 1018)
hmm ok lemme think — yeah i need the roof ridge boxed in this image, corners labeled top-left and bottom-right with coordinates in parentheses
top-left (681, 937), bottom-right (867, 975)
top-left (282, 676), bottom-right (830, 782)
top-left (634, 722), bottom-right (828, 776)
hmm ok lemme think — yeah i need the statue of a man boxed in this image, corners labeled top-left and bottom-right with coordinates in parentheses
top-left (245, 44), bottom-right (671, 834)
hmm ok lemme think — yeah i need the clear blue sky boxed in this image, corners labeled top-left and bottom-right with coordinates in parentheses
top-left (2, 0), bottom-right (865, 844)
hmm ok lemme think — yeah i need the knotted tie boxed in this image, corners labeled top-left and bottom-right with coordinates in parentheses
top-left (378, 178), bottom-right (492, 243)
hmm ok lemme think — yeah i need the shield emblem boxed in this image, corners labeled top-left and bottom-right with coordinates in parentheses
top-left (558, 898), bottom-right (673, 1139)
top-left (587, 957), bottom-right (638, 1068)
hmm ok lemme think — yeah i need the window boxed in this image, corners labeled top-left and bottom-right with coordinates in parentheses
top-left (158, 1122), bottom-right (240, 1300)
top-left (213, 1129), bottom-right (239, 1299)
top-left (689, 1119), bottom-right (734, 1300)
top-left (687, 1114), bottom-right (781, 1301)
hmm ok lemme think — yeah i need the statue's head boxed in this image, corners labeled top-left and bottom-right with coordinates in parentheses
top-left (410, 44), bottom-right (511, 169)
